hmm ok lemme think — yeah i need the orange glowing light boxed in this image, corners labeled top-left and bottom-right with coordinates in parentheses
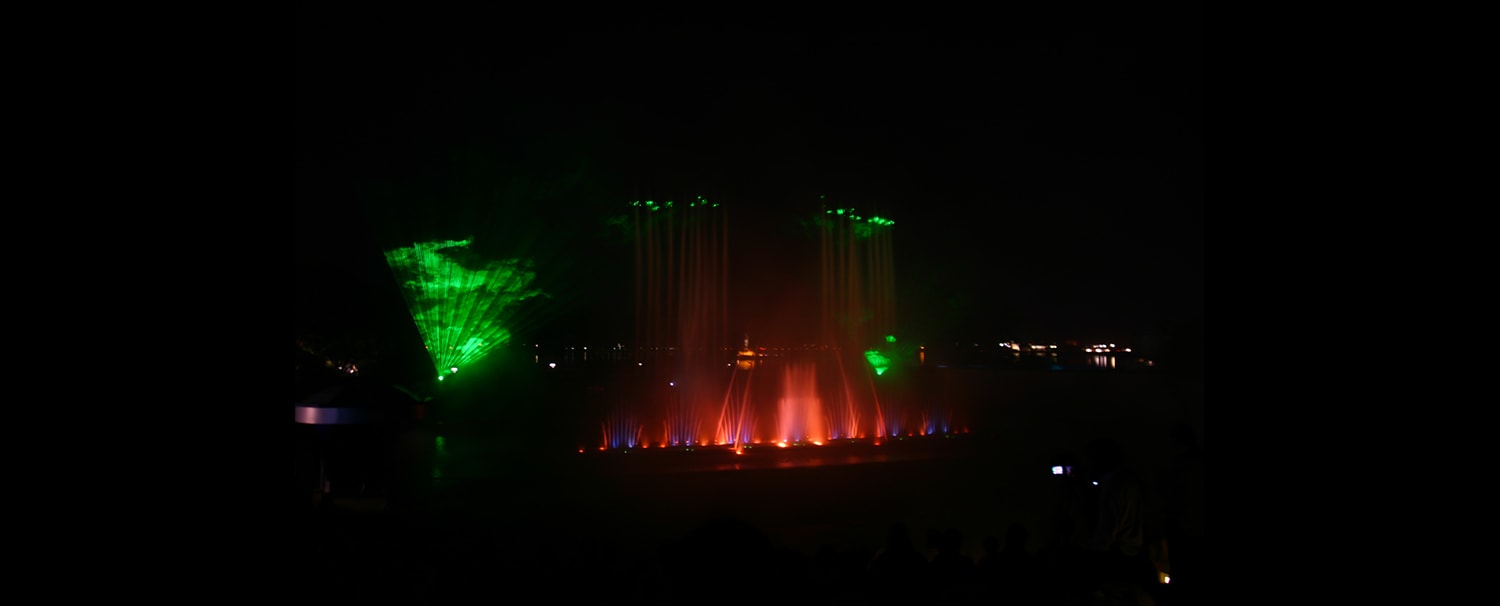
top-left (778, 442), bottom-right (788, 448)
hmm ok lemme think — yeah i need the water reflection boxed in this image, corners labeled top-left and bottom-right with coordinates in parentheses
top-left (577, 434), bottom-right (972, 476)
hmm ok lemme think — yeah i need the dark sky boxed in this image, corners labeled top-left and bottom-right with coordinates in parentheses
top-left (296, 10), bottom-right (1202, 356)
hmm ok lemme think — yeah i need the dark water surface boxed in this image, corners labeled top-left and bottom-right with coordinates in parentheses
top-left (289, 366), bottom-right (1202, 601)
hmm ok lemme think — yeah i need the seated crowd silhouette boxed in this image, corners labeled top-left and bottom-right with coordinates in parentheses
top-left (298, 429), bottom-right (1202, 605)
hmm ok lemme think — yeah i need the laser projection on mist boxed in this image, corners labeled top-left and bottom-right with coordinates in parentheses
top-left (384, 239), bottom-right (544, 379)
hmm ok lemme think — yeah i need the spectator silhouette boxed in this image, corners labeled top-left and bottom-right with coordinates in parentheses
top-left (867, 521), bottom-right (931, 600)
top-left (929, 526), bottom-right (978, 599)
top-left (924, 525), bottom-right (944, 562)
top-left (982, 522), bottom-right (1041, 604)
top-left (1039, 511), bottom-right (1087, 605)
top-left (1160, 422), bottom-right (1205, 603)
top-left (1043, 450), bottom-right (1093, 601)
top-left (661, 517), bottom-right (804, 600)
top-left (976, 533), bottom-right (1002, 583)
top-left (1082, 437), bottom-right (1158, 605)
top-left (810, 543), bottom-right (856, 597)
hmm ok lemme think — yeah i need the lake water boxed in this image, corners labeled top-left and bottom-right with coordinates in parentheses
top-left (293, 357), bottom-right (1200, 545)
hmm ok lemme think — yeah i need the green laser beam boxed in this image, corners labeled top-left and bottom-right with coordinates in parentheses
top-left (384, 239), bottom-right (545, 374)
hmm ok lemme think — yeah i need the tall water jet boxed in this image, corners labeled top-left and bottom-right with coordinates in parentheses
top-left (776, 361), bottom-right (825, 444)
top-left (630, 196), bottom-right (732, 447)
top-left (817, 204), bottom-right (899, 437)
top-left (591, 195), bottom-right (922, 452)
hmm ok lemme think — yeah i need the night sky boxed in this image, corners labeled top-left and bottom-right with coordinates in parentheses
top-left (296, 10), bottom-right (1202, 364)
